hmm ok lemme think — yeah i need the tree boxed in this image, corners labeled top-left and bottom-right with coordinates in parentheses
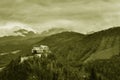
top-left (89, 68), bottom-right (97, 80)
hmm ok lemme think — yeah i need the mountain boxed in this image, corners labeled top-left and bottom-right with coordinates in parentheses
top-left (1, 27), bottom-right (120, 67)
top-left (14, 29), bottom-right (36, 37)
top-left (40, 27), bottom-right (71, 37)
top-left (36, 27), bottom-right (120, 64)
top-left (0, 25), bottom-right (36, 37)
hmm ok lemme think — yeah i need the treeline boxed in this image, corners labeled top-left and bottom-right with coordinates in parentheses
top-left (1, 51), bottom-right (119, 80)
top-left (85, 55), bottom-right (120, 80)
top-left (0, 53), bottom-right (80, 80)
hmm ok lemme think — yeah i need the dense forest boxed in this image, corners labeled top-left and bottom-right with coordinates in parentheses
top-left (85, 55), bottom-right (120, 80)
top-left (2, 52), bottom-right (119, 80)
top-left (0, 53), bottom-right (81, 80)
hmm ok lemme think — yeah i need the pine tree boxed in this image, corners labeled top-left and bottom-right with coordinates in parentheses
top-left (89, 68), bottom-right (97, 80)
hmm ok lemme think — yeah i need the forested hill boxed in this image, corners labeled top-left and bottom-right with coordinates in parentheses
top-left (36, 31), bottom-right (85, 65)
top-left (37, 27), bottom-right (120, 63)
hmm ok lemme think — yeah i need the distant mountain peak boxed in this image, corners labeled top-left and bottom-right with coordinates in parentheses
top-left (40, 27), bottom-right (71, 36)
top-left (14, 28), bottom-right (36, 37)
top-left (0, 22), bottom-right (37, 37)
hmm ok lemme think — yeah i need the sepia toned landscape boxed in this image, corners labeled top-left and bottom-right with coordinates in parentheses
top-left (0, 0), bottom-right (120, 80)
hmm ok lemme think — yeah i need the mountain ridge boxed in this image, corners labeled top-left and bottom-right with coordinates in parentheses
top-left (36, 27), bottom-right (120, 63)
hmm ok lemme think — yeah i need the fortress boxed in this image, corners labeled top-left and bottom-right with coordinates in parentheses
top-left (20, 45), bottom-right (51, 63)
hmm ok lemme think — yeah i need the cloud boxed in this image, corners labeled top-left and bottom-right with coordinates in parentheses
top-left (0, 22), bottom-right (36, 37)
top-left (0, 0), bottom-right (120, 36)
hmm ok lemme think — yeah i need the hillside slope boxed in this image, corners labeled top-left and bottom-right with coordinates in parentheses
top-left (37, 27), bottom-right (120, 63)
top-left (36, 31), bottom-right (85, 65)
top-left (0, 35), bottom-right (44, 67)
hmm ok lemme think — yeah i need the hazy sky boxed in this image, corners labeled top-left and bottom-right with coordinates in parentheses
top-left (0, 0), bottom-right (120, 36)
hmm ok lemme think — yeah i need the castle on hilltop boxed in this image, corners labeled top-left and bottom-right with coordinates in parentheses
top-left (32, 45), bottom-right (51, 57)
top-left (20, 45), bottom-right (51, 63)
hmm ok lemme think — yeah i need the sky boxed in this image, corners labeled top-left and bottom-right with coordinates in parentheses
top-left (0, 0), bottom-right (120, 36)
